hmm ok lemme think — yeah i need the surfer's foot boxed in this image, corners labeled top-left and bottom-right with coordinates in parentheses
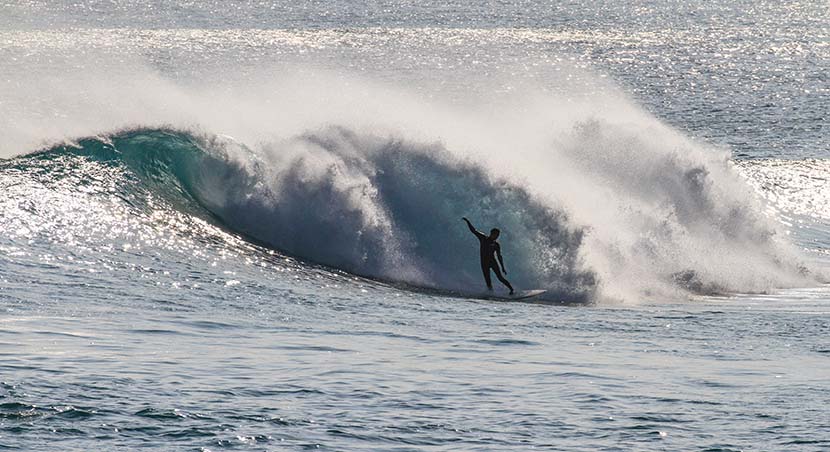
top-left (509, 289), bottom-right (514, 295)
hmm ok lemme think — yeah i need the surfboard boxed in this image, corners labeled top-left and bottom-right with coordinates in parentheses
top-left (392, 283), bottom-right (554, 304)
top-left (484, 289), bottom-right (547, 301)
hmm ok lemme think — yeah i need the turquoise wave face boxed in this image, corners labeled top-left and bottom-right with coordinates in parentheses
top-left (31, 129), bottom-right (215, 217)
top-left (13, 128), bottom-right (596, 301)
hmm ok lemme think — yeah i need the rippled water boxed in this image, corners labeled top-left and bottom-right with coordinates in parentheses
top-left (4, 278), bottom-right (830, 450)
top-left (2, 0), bottom-right (829, 450)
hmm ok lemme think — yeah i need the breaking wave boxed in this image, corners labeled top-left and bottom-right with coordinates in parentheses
top-left (31, 128), bottom-right (596, 301)
top-left (13, 118), bottom-right (820, 303)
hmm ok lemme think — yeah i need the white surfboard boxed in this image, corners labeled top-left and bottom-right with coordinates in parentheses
top-left (484, 289), bottom-right (547, 301)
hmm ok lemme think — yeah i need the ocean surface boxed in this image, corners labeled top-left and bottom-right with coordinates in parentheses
top-left (1, 1), bottom-right (829, 450)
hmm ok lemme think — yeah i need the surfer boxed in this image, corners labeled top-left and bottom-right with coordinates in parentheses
top-left (462, 217), bottom-right (514, 295)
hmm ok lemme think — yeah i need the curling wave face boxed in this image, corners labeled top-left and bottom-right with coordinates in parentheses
top-left (6, 119), bottom-right (821, 303)
top-left (28, 128), bottom-right (597, 301)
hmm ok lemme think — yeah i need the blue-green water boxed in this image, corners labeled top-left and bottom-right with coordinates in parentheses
top-left (1, 1), bottom-right (829, 450)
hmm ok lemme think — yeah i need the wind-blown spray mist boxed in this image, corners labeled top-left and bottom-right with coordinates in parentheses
top-left (546, 119), bottom-right (814, 299)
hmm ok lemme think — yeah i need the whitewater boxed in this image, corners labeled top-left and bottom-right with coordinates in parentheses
top-left (2, 1), bottom-right (829, 450)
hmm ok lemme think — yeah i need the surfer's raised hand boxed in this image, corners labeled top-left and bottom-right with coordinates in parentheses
top-left (462, 217), bottom-right (482, 237)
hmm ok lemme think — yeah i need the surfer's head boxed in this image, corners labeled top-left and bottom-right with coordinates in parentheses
top-left (489, 228), bottom-right (500, 239)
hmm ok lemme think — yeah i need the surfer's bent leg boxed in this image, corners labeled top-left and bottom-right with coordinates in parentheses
top-left (490, 262), bottom-right (514, 294)
top-left (481, 261), bottom-right (493, 290)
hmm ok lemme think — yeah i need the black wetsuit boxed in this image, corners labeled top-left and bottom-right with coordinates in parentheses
top-left (464, 219), bottom-right (514, 293)
top-left (478, 236), bottom-right (510, 291)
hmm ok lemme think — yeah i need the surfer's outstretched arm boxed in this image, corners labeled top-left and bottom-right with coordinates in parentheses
top-left (462, 217), bottom-right (485, 239)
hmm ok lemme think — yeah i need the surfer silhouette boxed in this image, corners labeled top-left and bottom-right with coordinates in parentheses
top-left (463, 217), bottom-right (514, 295)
